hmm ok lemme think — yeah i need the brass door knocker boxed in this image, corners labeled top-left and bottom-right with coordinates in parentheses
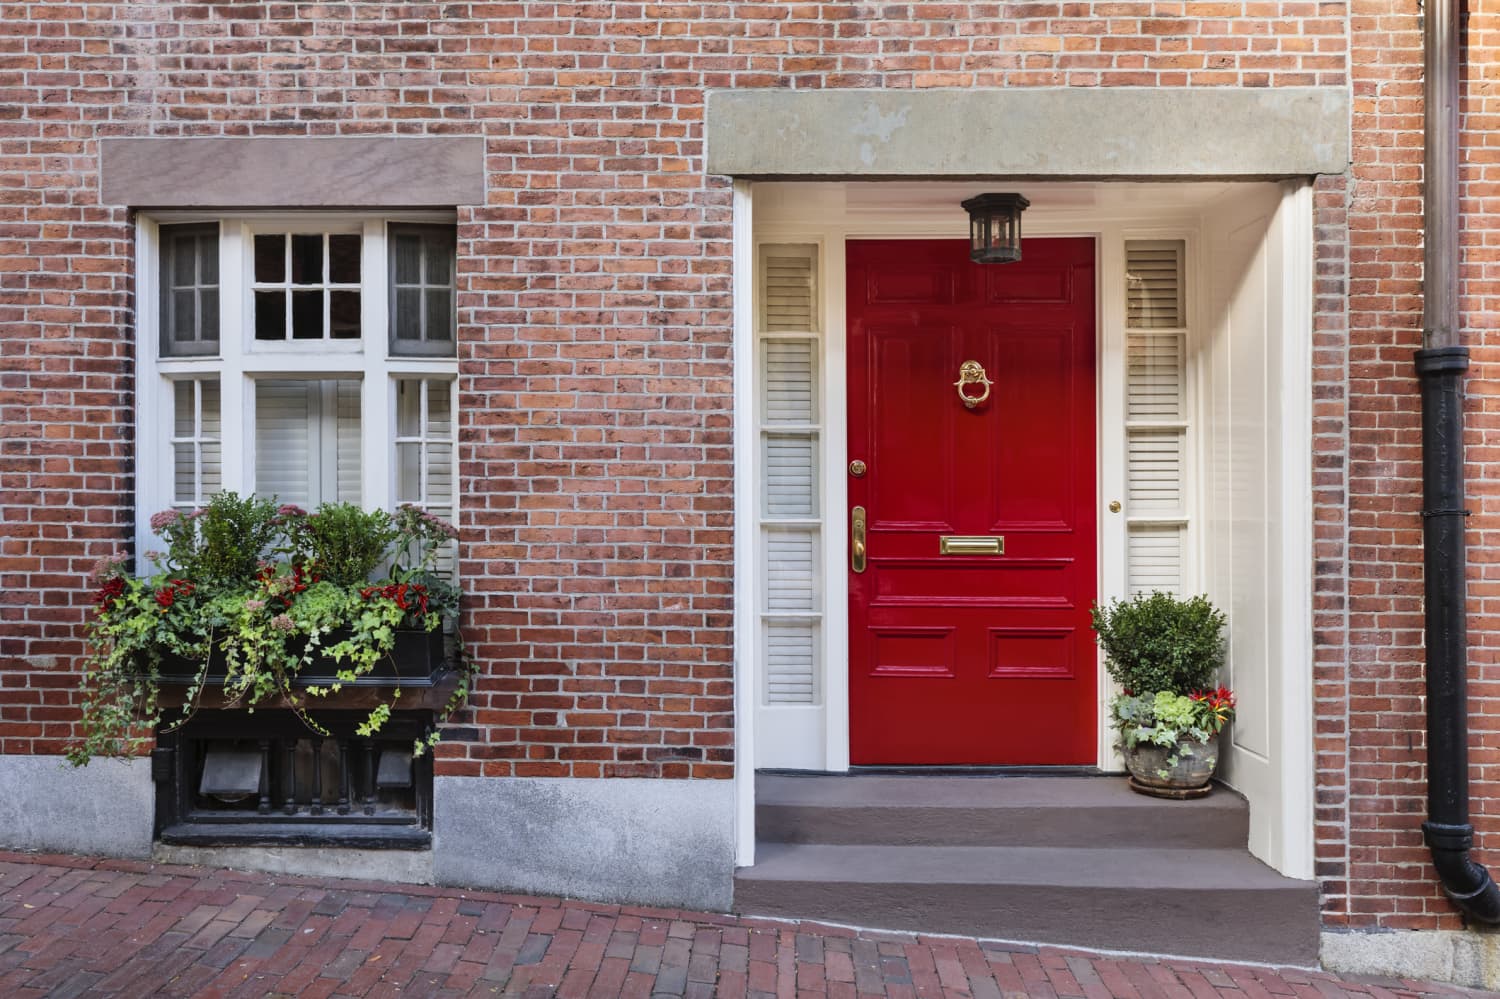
top-left (954, 360), bottom-right (992, 410)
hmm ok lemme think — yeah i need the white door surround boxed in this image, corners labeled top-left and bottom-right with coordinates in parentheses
top-left (732, 180), bottom-right (1315, 881)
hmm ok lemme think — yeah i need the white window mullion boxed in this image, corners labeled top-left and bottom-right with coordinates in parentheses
top-left (219, 221), bottom-right (249, 495)
top-left (363, 220), bottom-right (394, 511)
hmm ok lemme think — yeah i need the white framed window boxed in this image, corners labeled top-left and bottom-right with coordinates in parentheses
top-left (135, 213), bottom-right (459, 564)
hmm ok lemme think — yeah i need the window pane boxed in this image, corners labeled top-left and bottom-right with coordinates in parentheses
top-left (199, 288), bottom-right (219, 341)
top-left (201, 379), bottom-right (221, 436)
top-left (173, 443), bottom-right (198, 506)
top-left (394, 289), bottom-right (421, 340)
top-left (330, 291), bottom-right (361, 339)
top-left (396, 379), bottom-right (421, 437)
top-left (200, 439), bottom-right (223, 498)
top-left (255, 380), bottom-right (313, 508)
top-left (171, 237), bottom-right (195, 286)
top-left (254, 234), bottom-right (284, 283)
top-left (160, 224), bottom-right (218, 357)
top-left (255, 290), bottom-right (286, 339)
top-left (394, 233), bottom-right (421, 284)
top-left (427, 442), bottom-right (453, 506)
top-left (428, 379), bottom-right (452, 430)
top-left (424, 290), bottom-right (453, 345)
top-left (395, 442), bottom-right (422, 503)
top-left (425, 241), bottom-right (451, 285)
top-left (173, 381), bottom-right (195, 437)
top-left (291, 234), bottom-right (322, 284)
top-left (172, 290), bottom-right (196, 342)
top-left (198, 234), bottom-right (219, 283)
top-left (291, 290), bottom-right (322, 339)
top-left (329, 234), bottom-right (361, 284)
top-left (335, 379), bottom-right (362, 505)
top-left (255, 379), bottom-right (363, 509)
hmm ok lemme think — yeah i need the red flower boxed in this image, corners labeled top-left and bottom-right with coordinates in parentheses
top-left (94, 577), bottom-right (126, 608)
top-left (154, 586), bottom-right (175, 609)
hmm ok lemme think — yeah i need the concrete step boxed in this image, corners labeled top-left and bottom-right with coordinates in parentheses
top-left (734, 841), bottom-right (1321, 966)
top-left (756, 774), bottom-right (1250, 849)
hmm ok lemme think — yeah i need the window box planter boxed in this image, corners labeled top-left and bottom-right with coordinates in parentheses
top-left (154, 626), bottom-right (449, 689)
top-left (70, 494), bottom-right (471, 768)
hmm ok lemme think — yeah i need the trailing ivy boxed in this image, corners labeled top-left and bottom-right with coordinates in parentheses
top-left (68, 495), bottom-right (472, 767)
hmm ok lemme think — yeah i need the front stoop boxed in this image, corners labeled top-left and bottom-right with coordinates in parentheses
top-left (734, 774), bottom-right (1320, 966)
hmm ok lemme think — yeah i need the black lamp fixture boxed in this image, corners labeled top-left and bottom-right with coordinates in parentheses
top-left (961, 193), bottom-right (1030, 264)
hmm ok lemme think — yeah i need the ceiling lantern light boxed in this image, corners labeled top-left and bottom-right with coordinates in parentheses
top-left (961, 193), bottom-right (1030, 264)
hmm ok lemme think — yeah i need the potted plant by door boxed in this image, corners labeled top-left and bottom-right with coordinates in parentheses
top-left (69, 492), bottom-right (470, 767)
top-left (1090, 591), bottom-right (1235, 798)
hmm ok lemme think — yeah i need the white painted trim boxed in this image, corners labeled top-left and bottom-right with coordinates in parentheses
top-left (1096, 227), bottom-right (1128, 766)
top-left (744, 183), bottom-right (1298, 779)
top-left (133, 216), bottom-right (160, 574)
top-left (731, 181), bottom-right (757, 868)
top-left (754, 195), bottom-right (1126, 772)
top-left (1274, 179), bottom-right (1316, 880)
top-left (822, 236), bottom-right (850, 772)
top-left (134, 212), bottom-right (457, 562)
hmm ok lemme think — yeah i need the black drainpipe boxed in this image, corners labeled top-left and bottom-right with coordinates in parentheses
top-left (1417, 0), bottom-right (1500, 924)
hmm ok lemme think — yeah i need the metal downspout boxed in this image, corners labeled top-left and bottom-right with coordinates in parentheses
top-left (1417, 0), bottom-right (1500, 924)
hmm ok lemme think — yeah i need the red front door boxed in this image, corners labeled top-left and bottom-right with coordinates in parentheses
top-left (847, 238), bottom-right (1097, 765)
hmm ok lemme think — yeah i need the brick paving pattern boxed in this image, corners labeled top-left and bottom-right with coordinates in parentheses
top-left (0, 853), bottom-right (1480, 999)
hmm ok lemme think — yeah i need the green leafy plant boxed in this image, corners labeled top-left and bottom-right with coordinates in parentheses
top-left (1089, 590), bottom-right (1227, 695)
top-left (67, 494), bottom-right (470, 767)
top-left (149, 492), bottom-right (282, 584)
top-left (297, 503), bottom-right (400, 586)
top-left (1111, 688), bottom-right (1237, 779)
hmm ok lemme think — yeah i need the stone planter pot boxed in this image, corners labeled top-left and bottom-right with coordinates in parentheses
top-left (1122, 733), bottom-right (1219, 798)
top-left (154, 626), bottom-right (448, 688)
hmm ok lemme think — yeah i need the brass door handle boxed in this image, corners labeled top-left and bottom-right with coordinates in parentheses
top-left (851, 506), bottom-right (866, 573)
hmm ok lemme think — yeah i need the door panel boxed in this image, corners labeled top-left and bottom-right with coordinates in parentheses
top-left (848, 237), bottom-right (1097, 765)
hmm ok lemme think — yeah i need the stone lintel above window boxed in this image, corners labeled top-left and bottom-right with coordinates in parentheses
top-left (101, 136), bottom-right (485, 208)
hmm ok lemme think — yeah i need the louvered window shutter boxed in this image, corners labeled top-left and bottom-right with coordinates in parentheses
top-left (1124, 240), bottom-right (1189, 594)
top-left (255, 379), bottom-right (362, 509)
top-left (757, 245), bottom-right (821, 705)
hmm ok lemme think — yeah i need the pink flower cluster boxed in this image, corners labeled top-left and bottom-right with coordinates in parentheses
top-left (149, 509), bottom-right (181, 532)
top-left (401, 504), bottom-right (458, 540)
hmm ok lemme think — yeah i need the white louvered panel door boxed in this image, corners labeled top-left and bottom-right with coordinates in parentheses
top-left (757, 244), bottom-right (821, 706)
top-left (1124, 240), bottom-right (1189, 593)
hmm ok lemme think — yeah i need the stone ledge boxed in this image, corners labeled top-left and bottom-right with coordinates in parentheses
top-left (706, 87), bottom-right (1350, 179)
top-left (101, 136), bottom-right (485, 208)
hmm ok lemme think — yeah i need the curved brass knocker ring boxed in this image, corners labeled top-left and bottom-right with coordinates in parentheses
top-left (954, 360), bottom-right (992, 410)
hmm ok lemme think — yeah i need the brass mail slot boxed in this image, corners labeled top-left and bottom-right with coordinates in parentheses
top-left (940, 535), bottom-right (1004, 555)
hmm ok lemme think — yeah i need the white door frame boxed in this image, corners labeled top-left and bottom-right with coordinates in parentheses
top-left (732, 182), bottom-right (1313, 881)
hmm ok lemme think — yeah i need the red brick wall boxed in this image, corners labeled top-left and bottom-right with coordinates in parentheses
top-left (20, 0), bottom-right (1500, 934)
top-left (1318, 0), bottom-right (1500, 932)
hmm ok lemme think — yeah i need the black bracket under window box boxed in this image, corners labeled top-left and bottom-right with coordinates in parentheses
top-left (153, 709), bottom-right (436, 850)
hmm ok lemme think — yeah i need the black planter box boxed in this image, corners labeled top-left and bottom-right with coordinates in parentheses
top-left (155, 627), bottom-right (448, 688)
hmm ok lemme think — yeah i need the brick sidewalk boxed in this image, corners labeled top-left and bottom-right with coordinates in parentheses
top-left (0, 853), bottom-right (1479, 998)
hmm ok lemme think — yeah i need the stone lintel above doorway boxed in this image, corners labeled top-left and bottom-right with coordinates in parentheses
top-left (100, 136), bottom-right (486, 208)
top-left (705, 87), bottom-right (1350, 179)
